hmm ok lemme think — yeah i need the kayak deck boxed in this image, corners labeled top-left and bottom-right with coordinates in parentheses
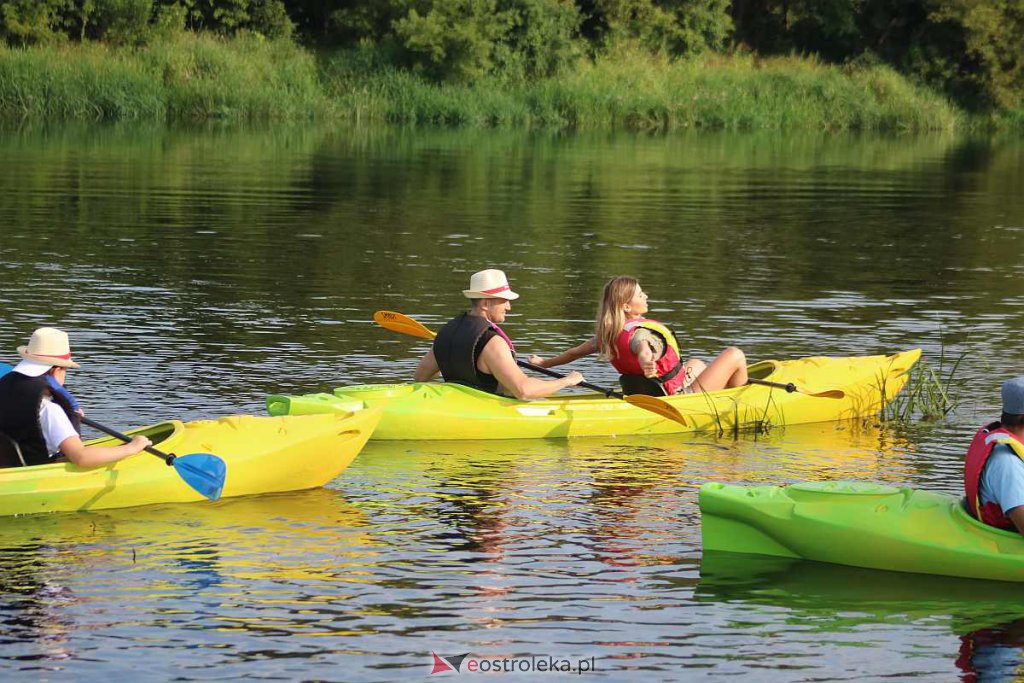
top-left (267, 349), bottom-right (921, 440)
top-left (700, 481), bottom-right (1024, 583)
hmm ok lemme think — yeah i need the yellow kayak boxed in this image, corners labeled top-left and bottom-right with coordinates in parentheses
top-left (0, 410), bottom-right (381, 516)
top-left (267, 349), bottom-right (920, 440)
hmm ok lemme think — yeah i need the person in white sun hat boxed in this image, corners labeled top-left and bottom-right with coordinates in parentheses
top-left (0, 327), bottom-right (150, 467)
top-left (414, 269), bottom-right (584, 399)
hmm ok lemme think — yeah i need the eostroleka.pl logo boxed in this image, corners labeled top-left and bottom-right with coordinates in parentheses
top-left (430, 652), bottom-right (596, 675)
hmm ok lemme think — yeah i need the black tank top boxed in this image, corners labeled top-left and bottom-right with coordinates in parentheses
top-left (0, 372), bottom-right (78, 466)
top-left (432, 313), bottom-right (503, 394)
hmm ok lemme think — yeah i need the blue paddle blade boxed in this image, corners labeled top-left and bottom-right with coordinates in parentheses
top-left (0, 362), bottom-right (11, 378)
top-left (172, 453), bottom-right (227, 502)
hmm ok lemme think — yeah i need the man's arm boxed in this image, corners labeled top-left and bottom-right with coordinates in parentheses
top-left (1008, 506), bottom-right (1024, 538)
top-left (414, 348), bottom-right (440, 381)
top-left (479, 337), bottom-right (583, 400)
top-left (982, 448), bottom-right (1024, 538)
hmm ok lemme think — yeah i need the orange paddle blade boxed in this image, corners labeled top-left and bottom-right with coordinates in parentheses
top-left (802, 388), bottom-right (846, 399)
top-left (373, 311), bottom-right (437, 340)
top-left (624, 395), bottom-right (688, 426)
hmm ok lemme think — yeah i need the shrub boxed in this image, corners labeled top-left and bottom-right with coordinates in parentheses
top-left (0, 0), bottom-right (70, 45)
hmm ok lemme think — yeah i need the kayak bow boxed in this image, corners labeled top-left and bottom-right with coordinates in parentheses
top-left (700, 481), bottom-right (1024, 583)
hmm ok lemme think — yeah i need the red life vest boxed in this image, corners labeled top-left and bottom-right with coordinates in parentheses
top-left (963, 422), bottom-right (1024, 529)
top-left (611, 319), bottom-right (686, 395)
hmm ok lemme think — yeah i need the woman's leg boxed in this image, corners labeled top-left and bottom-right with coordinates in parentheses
top-left (681, 358), bottom-right (707, 390)
top-left (690, 347), bottom-right (748, 392)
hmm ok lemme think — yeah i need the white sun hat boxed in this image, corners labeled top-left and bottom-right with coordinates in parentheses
top-left (16, 327), bottom-right (80, 370)
top-left (462, 269), bottom-right (519, 301)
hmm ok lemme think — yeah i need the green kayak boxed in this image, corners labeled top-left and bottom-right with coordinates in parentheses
top-left (699, 481), bottom-right (1024, 583)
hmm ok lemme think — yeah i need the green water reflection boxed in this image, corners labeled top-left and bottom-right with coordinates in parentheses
top-left (1, 122), bottom-right (1023, 679)
top-left (697, 552), bottom-right (1024, 680)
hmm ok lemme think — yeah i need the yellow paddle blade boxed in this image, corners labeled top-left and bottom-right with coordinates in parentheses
top-left (373, 311), bottom-right (437, 340)
top-left (746, 378), bottom-right (845, 400)
top-left (624, 395), bottom-right (688, 426)
top-left (802, 388), bottom-right (846, 399)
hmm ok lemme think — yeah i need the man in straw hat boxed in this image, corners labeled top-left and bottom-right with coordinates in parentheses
top-left (414, 269), bottom-right (584, 399)
top-left (963, 377), bottom-right (1024, 536)
top-left (0, 327), bottom-right (151, 467)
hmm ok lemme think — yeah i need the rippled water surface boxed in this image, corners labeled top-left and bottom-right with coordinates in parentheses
top-left (1, 125), bottom-right (1023, 680)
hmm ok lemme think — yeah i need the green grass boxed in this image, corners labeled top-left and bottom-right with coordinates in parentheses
top-left (0, 36), bottom-right (978, 130)
top-left (0, 33), bottom-right (330, 122)
top-left (323, 48), bottom-right (960, 131)
top-left (882, 348), bottom-right (966, 423)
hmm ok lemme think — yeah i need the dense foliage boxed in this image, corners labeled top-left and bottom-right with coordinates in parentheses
top-left (0, 0), bottom-right (1020, 111)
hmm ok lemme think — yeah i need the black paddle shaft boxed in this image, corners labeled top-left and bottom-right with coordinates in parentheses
top-left (517, 359), bottom-right (623, 398)
top-left (746, 378), bottom-right (798, 393)
top-left (81, 416), bottom-right (176, 465)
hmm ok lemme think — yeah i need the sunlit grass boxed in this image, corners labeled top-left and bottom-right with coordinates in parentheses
top-left (325, 49), bottom-right (960, 132)
top-left (0, 36), bottom-right (966, 129)
top-left (882, 348), bottom-right (966, 423)
top-left (0, 33), bottom-right (330, 122)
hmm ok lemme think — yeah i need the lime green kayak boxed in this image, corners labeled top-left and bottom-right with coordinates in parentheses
top-left (700, 481), bottom-right (1024, 582)
top-left (267, 349), bottom-right (920, 440)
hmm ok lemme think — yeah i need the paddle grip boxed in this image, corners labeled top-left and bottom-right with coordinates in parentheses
top-left (517, 359), bottom-right (623, 398)
top-left (81, 416), bottom-right (176, 465)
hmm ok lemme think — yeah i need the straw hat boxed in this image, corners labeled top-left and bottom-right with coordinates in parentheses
top-left (17, 327), bottom-right (80, 370)
top-left (462, 269), bottom-right (519, 300)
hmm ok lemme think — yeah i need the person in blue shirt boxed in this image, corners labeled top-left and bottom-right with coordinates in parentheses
top-left (964, 377), bottom-right (1024, 535)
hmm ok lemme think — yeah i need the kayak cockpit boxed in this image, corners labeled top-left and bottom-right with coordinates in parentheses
top-left (747, 360), bottom-right (779, 381)
top-left (84, 420), bottom-right (184, 449)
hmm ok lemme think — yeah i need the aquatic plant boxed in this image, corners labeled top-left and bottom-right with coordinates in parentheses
top-left (881, 347), bottom-right (966, 423)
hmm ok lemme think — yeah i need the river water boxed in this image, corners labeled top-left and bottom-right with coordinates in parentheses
top-left (0, 124), bottom-right (1023, 680)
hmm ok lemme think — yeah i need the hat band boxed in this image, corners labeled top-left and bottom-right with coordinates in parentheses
top-left (481, 285), bottom-right (510, 295)
top-left (32, 351), bottom-right (72, 360)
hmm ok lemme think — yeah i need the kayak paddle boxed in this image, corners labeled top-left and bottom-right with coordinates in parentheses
top-left (373, 310), bottom-right (689, 426)
top-left (746, 378), bottom-right (845, 400)
top-left (81, 416), bottom-right (226, 501)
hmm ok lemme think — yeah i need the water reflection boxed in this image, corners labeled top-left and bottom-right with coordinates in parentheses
top-left (698, 552), bottom-right (1024, 680)
top-left (1, 122), bottom-right (1023, 677)
top-left (0, 551), bottom-right (76, 666)
top-left (0, 487), bottom-right (375, 665)
top-left (958, 620), bottom-right (1024, 683)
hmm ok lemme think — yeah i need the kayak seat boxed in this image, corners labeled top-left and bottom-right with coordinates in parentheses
top-left (618, 375), bottom-right (668, 397)
top-left (0, 432), bottom-right (27, 468)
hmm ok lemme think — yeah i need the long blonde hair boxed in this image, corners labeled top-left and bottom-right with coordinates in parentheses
top-left (596, 276), bottom-right (640, 360)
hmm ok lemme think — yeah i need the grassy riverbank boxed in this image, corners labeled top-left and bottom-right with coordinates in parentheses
top-left (0, 34), bottom-right (1017, 131)
top-left (0, 34), bottom-right (329, 122)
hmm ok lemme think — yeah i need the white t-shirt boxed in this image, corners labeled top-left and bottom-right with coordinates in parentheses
top-left (38, 399), bottom-right (79, 456)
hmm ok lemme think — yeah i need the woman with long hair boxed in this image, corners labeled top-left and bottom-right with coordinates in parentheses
top-left (530, 276), bottom-right (747, 396)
